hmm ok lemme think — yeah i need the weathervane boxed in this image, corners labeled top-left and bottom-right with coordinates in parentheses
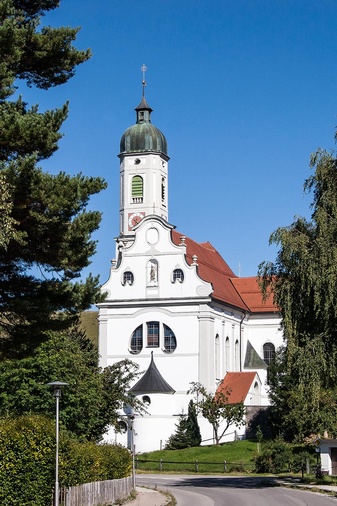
top-left (140, 63), bottom-right (147, 97)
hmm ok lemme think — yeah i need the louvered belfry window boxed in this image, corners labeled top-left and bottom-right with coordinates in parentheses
top-left (132, 175), bottom-right (143, 203)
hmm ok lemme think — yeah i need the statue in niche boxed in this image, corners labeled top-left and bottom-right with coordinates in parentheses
top-left (148, 260), bottom-right (158, 285)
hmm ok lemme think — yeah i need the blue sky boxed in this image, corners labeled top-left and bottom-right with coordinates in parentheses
top-left (21, 0), bottom-right (337, 280)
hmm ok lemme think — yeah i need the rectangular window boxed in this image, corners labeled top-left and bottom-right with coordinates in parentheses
top-left (147, 322), bottom-right (159, 347)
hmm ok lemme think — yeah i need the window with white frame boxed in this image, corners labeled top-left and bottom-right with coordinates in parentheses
top-left (263, 342), bottom-right (275, 366)
top-left (123, 271), bottom-right (134, 285)
top-left (161, 177), bottom-right (166, 205)
top-left (147, 321), bottom-right (160, 347)
top-left (234, 339), bottom-right (240, 371)
top-left (172, 268), bottom-right (184, 283)
top-left (164, 324), bottom-right (177, 353)
top-left (129, 322), bottom-right (177, 354)
top-left (130, 325), bottom-right (143, 354)
top-left (225, 336), bottom-right (230, 371)
top-left (131, 175), bottom-right (143, 203)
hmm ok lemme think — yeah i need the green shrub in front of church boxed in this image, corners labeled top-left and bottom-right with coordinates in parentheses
top-left (0, 415), bottom-right (132, 506)
top-left (255, 437), bottom-right (292, 473)
top-left (166, 400), bottom-right (201, 450)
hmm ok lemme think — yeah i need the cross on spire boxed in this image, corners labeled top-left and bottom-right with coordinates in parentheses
top-left (140, 64), bottom-right (147, 97)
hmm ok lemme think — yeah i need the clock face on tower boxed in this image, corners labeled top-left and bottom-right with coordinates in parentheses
top-left (128, 212), bottom-right (145, 230)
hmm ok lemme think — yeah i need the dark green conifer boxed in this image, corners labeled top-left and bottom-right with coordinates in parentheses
top-left (0, 0), bottom-right (107, 356)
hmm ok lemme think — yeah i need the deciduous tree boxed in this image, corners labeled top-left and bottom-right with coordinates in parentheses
top-left (0, 328), bottom-right (143, 441)
top-left (259, 141), bottom-right (337, 439)
top-left (189, 382), bottom-right (245, 445)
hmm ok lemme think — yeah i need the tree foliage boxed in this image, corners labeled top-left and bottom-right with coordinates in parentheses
top-left (188, 382), bottom-right (245, 445)
top-left (0, 328), bottom-right (143, 441)
top-left (165, 400), bottom-right (201, 450)
top-left (259, 142), bottom-right (337, 439)
top-left (0, 0), bottom-right (106, 356)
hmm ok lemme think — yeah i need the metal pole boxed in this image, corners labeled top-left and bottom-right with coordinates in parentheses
top-left (55, 391), bottom-right (60, 506)
top-left (47, 381), bottom-right (67, 506)
top-left (131, 417), bottom-right (136, 490)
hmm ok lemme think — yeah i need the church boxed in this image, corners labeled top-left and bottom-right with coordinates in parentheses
top-left (97, 77), bottom-right (282, 453)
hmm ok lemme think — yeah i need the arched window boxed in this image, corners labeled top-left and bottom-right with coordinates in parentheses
top-left (172, 268), bottom-right (184, 283)
top-left (147, 321), bottom-right (159, 347)
top-left (215, 334), bottom-right (220, 378)
top-left (130, 325), bottom-right (143, 354)
top-left (164, 324), bottom-right (177, 353)
top-left (131, 175), bottom-right (143, 203)
top-left (225, 336), bottom-right (230, 372)
top-left (123, 271), bottom-right (134, 285)
top-left (129, 322), bottom-right (177, 354)
top-left (161, 177), bottom-right (166, 203)
top-left (142, 395), bottom-right (151, 406)
top-left (234, 339), bottom-right (240, 371)
top-left (263, 342), bottom-right (275, 366)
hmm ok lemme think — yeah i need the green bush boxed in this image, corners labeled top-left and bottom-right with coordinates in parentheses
top-left (0, 415), bottom-right (132, 505)
top-left (255, 437), bottom-right (292, 473)
top-left (61, 440), bottom-right (132, 486)
top-left (0, 415), bottom-right (55, 506)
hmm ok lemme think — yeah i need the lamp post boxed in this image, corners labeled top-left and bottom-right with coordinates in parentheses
top-left (47, 381), bottom-right (68, 506)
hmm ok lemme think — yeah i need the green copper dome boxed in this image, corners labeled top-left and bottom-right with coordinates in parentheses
top-left (120, 96), bottom-right (168, 156)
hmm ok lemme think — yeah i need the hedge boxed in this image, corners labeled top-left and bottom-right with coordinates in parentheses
top-left (0, 415), bottom-right (131, 506)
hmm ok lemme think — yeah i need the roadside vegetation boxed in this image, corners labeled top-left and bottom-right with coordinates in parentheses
top-left (137, 439), bottom-right (318, 476)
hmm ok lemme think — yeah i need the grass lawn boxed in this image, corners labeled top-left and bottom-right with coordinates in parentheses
top-left (79, 311), bottom-right (98, 346)
top-left (136, 440), bottom-right (259, 474)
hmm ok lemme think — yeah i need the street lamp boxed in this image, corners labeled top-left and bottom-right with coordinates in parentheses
top-left (47, 381), bottom-right (68, 506)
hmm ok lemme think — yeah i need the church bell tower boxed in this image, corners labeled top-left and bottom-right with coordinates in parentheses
top-left (118, 65), bottom-right (169, 238)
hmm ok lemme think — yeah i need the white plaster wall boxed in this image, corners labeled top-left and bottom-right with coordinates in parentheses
top-left (101, 218), bottom-right (212, 303)
top-left (98, 218), bottom-right (283, 452)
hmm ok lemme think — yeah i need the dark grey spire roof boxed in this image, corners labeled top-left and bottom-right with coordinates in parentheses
top-left (129, 352), bottom-right (175, 395)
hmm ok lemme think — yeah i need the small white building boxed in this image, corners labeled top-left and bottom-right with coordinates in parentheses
top-left (318, 439), bottom-right (337, 475)
top-left (98, 85), bottom-right (282, 453)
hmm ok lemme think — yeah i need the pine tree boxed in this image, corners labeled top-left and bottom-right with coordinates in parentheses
top-left (185, 400), bottom-right (201, 447)
top-left (0, 1), bottom-right (107, 356)
top-left (165, 401), bottom-right (202, 450)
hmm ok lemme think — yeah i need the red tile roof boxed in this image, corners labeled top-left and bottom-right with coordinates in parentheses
top-left (217, 372), bottom-right (257, 404)
top-left (231, 277), bottom-right (276, 313)
top-left (171, 230), bottom-right (277, 313)
top-left (171, 230), bottom-right (247, 310)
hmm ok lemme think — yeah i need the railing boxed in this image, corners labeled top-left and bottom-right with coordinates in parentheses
top-left (60, 476), bottom-right (133, 506)
top-left (135, 458), bottom-right (255, 474)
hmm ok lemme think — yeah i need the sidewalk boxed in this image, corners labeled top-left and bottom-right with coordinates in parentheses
top-left (126, 486), bottom-right (170, 506)
top-left (277, 478), bottom-right (337, 497)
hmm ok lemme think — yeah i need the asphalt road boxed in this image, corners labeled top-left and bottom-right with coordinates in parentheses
top-left (136, 474), bottom-right (337, 506)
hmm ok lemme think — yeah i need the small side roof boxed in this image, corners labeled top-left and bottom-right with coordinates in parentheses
top-left (129, 352), bottom-right (175, 395)
top-left (216, 372), bottom-right (258, 404)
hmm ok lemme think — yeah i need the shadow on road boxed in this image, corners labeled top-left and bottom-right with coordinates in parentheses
top-left (169, 476), bottom-right (279, 489)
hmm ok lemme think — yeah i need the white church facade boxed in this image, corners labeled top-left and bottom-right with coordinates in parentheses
top-left (98, 82), bottom-right (282, 453)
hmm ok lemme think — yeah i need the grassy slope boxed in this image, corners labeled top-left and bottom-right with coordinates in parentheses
top-left (79, 311), bottom-right (99, 347)
top-left (137, 440), bottom-right (258, 473)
